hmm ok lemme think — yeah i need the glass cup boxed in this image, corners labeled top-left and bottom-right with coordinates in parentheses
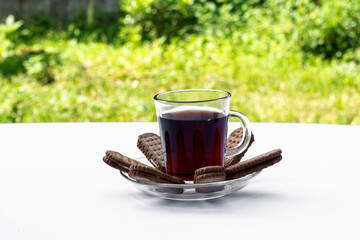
top-left (154, 89), bottom-right (252, 180)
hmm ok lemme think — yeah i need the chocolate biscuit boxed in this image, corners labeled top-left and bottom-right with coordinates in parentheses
top-left (194, 166), bottom-right (226, 193)
top-left (225, 128), bottom-right (255, 167)
top-left (129, 164), bottom-right (185, 184)
top-left (226, 149), bottom-right (282, 180)
top-left (226, 128), bottom-right (244, 149)
top-left (129, 165), bottom-right (184, 194)
top-left (137, 133), bottom-right (166, 172)
top-left (227, 156), bottom-right (282, 180)
top-left (128, 170), bottom-right (174, 184)
top-left (103, 150), bottom-right (147, 173)
top-left (103, 156), bottom-right (128, 172)
top-left (194, 172), bottom-right (226, 184)
top-left (194, 166), bottom-right (225, 180)
top-left (194, 166), bottom-right (226, 184)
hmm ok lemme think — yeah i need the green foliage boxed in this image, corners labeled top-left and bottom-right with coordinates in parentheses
top-left (119, 0), bottom-right (360, 59)
top-left (0, 15), bottom-right (23, 57)
top-left (293, 0), bottom-right (360, 59)
top-left (65, 9), bottom-right (126, 43)
top-left (119, 0), bottom-right (267, 41)
top-left (1, 1), bottom-right (360, 124)
top-left (0, 16), bottom-right (61, 84)
top-left (120, 0), bottom-right (199, 42)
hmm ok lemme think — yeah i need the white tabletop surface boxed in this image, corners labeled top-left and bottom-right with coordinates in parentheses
top-left (0, 122), bottom-right (359, 240)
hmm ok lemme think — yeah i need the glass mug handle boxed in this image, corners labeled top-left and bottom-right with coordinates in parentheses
top-left (225, 110), bottom-right (252, 158)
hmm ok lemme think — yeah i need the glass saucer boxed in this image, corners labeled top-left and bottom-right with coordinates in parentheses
top-left (119, 170), bottom-right (261, 201)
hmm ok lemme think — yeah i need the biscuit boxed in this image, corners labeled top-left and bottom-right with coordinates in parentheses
top-left (137, 133), bottom-right (166, 172)
top-left (129, 164), bottom-right (185, 184)
top-left (128, 171), bottom-right (173, 184)
top-left (225, 128), bottom-right (255, 167)
top-left (194, 166), bottom-right (226, 184)
top-left (226, 156), bottom-right (282, 180)
top-left (194, 166), bottom-right (225, 179)
top-left (226, 149), bottom-right (282, 180)
top-left (129, 166), bottom-right (184, 194)
top-left (193, 166), bottom-right (226, 193)
top-left (103, 150), bottom-right (147, 173)
top-left (194, 172), bottom-right (226, 184)
top-left (102, 156), bottom-right (129, 172)
top-left (226, 128), bottom-right (244, 149)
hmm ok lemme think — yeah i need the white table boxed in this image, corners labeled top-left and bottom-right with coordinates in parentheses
top-left (1, 122), bottom-right (359, 240)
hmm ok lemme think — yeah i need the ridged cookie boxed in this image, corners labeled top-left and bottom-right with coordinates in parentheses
top-left (225, 128), bottom-right (255, 167)
top-left (137, 133), bottom-right (166, 172)
top-left (103, 150), bottom-right (147, 173)
top-left (226, 149), bottom-right (282, 180)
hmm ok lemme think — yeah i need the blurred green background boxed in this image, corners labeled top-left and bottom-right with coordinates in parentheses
top-left (0, 0), bottom-right (359, 124)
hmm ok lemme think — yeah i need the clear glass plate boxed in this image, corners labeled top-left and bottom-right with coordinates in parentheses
top-left (120, 170), bottom-right (261, 201)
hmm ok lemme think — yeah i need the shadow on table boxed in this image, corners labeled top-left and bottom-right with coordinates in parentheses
top-left (129, 190), bottom-right (286, 214)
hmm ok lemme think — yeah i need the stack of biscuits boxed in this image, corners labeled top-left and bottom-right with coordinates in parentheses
top-left (103, 128), bottom-right (282, 185)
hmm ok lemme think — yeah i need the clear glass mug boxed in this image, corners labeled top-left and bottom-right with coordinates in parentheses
top-left (154, 89), bottom-right (252, 180)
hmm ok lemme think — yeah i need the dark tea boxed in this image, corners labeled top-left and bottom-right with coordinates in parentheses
top-left (158, 108), bottom-right (228, 180)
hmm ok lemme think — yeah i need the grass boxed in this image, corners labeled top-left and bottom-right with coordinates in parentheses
top-left (1, 34), bottom-right (359, 124)
top-left (1, 2), bottom-right (360, 125)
